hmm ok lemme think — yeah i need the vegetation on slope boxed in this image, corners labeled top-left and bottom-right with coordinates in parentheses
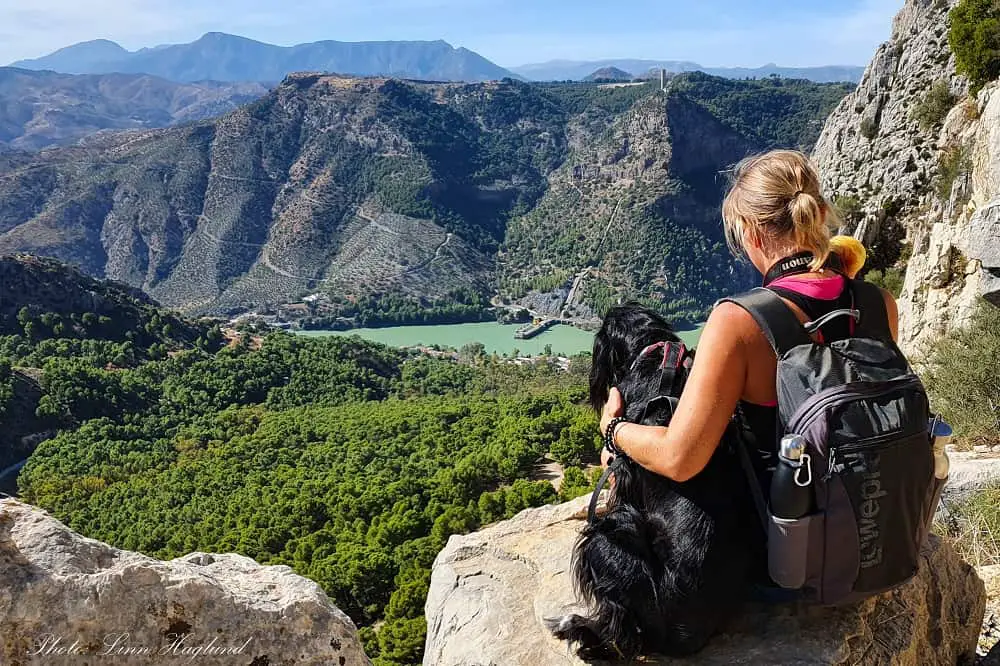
top-left (5, 256), bottom-right (599, 666)
top-left (929, 304), bottom-right (1000, 581)
top-left (923, 302), bottom-right (1000, 449)
top-left (0, 255), bottom-right (223, 469)
top-left (0, 73), bottom-right (850, 324)
top-left (950, 0), bottom-right (1000, 93)
top-left (670, 73), bottom-right (855, 150)
top-left (499, 74), bottom-right (851, 323)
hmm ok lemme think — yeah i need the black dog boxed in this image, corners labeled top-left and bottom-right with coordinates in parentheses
top-left (546, 304), bottom-right (764, 660)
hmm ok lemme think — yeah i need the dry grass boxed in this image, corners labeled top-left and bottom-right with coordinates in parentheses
top-left (923, 304), bottom-right (1000, 450)
top-left (934, 483), bottom-right (1000, 567)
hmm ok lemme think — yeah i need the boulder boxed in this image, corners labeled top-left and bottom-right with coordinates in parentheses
top-left (425, 495), bottom-right (985, 666)
top-left (963, 200), bottom-right (1000, 306)
top-left (0, 499), bottom-right (370, 665)
top-left (977, 565), bottom-right (1000, 659)
top-left (941, 452), bottom-right (1000, 506)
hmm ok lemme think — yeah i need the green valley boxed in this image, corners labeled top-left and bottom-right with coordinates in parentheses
top-left (0, 255), bottom-right (599, 665)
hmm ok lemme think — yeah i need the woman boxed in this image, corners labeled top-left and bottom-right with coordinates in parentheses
top-left (599, 149), bottom-right (897, 482)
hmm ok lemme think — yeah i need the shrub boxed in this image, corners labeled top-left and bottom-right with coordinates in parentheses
top-left (923, 302), bottom-right (1000, 448)
top-left (949, 0), bottom-right (1000, 94)
top-left (833, 194), bottom-right (863, 220)
top-left (865, 267), bottom-right (905, 297)
top-left (860, 116), bottom-right (879, 140)
top-left (936, 143), bottom-right (972, 200)
top-left (911, 80), bottom-right (957, 131)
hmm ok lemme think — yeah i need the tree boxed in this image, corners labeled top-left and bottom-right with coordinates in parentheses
top-left (559, 466), bottom-right (593, 502)
top-left (950, 0), bottom-right (1000, 93)
top-left (458, 342), bottom-right (486, 364)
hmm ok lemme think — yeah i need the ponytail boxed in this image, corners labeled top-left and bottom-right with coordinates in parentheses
top-left (789, 191), bottom-right (830, 270)
top-left (722, 150), bottom-right (839, 270)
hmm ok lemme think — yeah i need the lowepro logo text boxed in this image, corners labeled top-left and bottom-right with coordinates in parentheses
top-left (858, 452), bottom-right (886, 570)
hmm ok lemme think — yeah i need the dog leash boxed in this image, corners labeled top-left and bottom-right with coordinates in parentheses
top-left (588, 455), bottom-right (627, 523)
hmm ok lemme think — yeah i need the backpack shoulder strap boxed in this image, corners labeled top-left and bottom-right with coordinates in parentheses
top-left (718, 288), bottom-right (812, 356)
top-left (849, 279), bottom-right (893, 341)
top-left (730, 415), bottom-right (769, 536)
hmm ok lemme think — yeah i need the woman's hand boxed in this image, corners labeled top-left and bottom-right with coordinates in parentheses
top-left (599, 387), bottom-right (625, 437)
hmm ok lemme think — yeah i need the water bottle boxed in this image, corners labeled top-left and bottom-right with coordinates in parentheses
top-left (770, 434), bottom-right (814, 519)
top-left (929, 417), bottom-right (952, 480)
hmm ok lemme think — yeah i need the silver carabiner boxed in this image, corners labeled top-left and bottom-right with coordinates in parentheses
top-left (794, 453), bottom-right (813, 487)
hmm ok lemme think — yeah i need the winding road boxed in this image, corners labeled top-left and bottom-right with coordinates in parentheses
top-left (403, 232), bottom-right (453, 275)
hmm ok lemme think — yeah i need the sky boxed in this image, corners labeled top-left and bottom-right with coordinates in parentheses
top-left (0, 0), bottom-right (902, 68)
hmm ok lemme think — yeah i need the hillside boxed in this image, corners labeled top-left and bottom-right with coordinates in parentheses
top-left (0, 73), bottom-right (851, 321)
top-left (0, 254), bottom-right (597, 665)
top-left (582, 67), bottom-right (633, 82)
top-left (501, 74), bottom-right (854, 323)
top-left (0, 67), bottom-right (268, 151)
top-left (12, 33), bottom-right (518, 83)
top-left (512, 59), bottom-right (865, 83)
top-left (0, 254), bottom-right (219, 472)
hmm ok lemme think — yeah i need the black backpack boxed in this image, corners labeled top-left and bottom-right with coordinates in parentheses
top-left (722, 280), bottom-right (946, 605)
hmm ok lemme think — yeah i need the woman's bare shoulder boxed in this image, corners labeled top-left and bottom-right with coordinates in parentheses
top-left (702, 301), bottom-right (763, 347)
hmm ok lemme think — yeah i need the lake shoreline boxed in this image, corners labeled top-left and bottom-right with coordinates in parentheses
top-left (297, 321), bottom-right (706, 357)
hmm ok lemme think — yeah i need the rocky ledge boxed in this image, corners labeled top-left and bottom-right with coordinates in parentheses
top-left (0, 499), bottom-right (370, 665)
top-left (425, 494), bottom-right (985, 666)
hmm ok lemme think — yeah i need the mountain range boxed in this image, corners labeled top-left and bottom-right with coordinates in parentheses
top-left (11, 34), bottom-right (866, 85)
top-left (0, 67), bottom-right (268, 152)
top-left (11, 33), bottom-right (519, 83)
top-left (0, 72), bottom-right (851, 322)
top-left (511, 59), bottom-right (865, 83)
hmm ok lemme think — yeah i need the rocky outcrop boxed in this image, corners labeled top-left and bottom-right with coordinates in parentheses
top-left (942, 451), bottom-right (1000, 506)
top-left (424, 494), bottom-right (984, 666)
top-left (813, 0), bottom-right (1000, 354)
top-left (0, 499), bottom-right (370, 665)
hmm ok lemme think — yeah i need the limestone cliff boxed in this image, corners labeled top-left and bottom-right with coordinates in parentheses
top-left (813, 0), bottom-right (1000, 354)
top-left (0, 499), bottom-right (370, 665)
top-left (424, 495), bottom-right (985, 666)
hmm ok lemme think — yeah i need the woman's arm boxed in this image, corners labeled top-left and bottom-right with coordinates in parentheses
top-left (599, 303), bottom-right (752, 482)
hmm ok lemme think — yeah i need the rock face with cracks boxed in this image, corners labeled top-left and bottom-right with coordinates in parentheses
top-left (813, 0), bottom-right (1000, 354)
top-left (424, 494), bottom-right (985, 666)
top-left (0, 499), bottom-right (371, 665)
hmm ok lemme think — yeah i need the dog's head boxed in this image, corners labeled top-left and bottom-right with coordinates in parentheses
top-left (589, 303), bottom-right (690, 425)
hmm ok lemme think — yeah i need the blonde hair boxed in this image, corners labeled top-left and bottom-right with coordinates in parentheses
top-left (722, 150), bottom-right (839, 271)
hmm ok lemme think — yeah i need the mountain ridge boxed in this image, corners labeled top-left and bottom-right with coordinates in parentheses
top-left (0, 67), bottom-right (268, 151)
top-left (12, 33), bottom-right (520, 83)
top-left (512, 59), bottom-right (865, 83)
top-left (0, 72), bottom-right (851, 322)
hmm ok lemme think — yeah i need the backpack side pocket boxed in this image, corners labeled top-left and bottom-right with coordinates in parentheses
top-left (768, 513), bottom-right (817, 589)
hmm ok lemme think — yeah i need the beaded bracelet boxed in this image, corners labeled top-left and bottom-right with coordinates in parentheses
top-left (603, 416), bottom-right (628, 457)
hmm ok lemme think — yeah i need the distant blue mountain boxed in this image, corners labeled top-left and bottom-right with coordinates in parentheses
top-left (12, 33), bottom-right (519, 83)
top-left (511, 59), bottom-right (864, 83)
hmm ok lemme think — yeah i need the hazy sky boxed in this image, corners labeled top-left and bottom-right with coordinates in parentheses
top-left (1, 0), bottom-right (901, 67)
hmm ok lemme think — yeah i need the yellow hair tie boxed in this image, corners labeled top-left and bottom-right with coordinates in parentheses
top-left (828, 235), bottom-right (867, 278)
